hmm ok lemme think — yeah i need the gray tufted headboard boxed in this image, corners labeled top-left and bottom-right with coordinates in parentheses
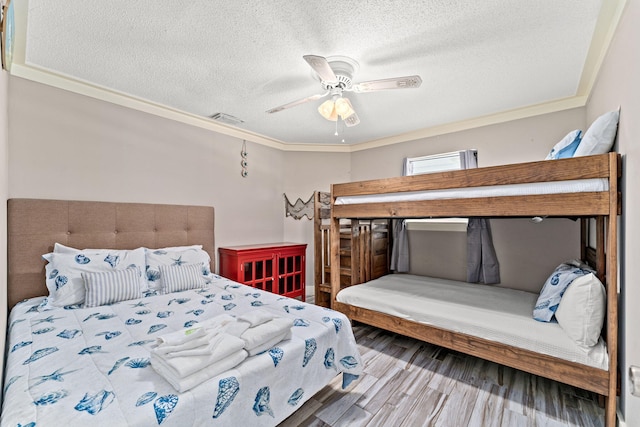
top-left (7, 199), bottom-right (214, 309)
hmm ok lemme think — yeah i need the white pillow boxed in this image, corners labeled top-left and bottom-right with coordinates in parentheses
top-left (160, 263), bottom-right (206, 293)
top-left (54, 243), bottom-right (202, 253)
top-left (533, 260), bottom-right (595, 322)
top-left (545, 130), bottom-right (582, 160)
top-left (43, 247), bottom-right (146, 308)
top-left (145, 247), bottom-right (212, 292)
top-left (53, 243), bottom-right (94, 254)
top-left (573, 110), bottom-right (619, 157)
top-left (555, 272), bottom-right (606, 348)
top-left (83, 267), bottom-right (142, 308)
top-left (154, 244), bottom-right (203, 252)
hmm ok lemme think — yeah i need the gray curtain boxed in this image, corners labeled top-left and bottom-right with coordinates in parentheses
top-left (467, 218), bottom-right (500, 284)
top-left (390, 219), bottom-right (409, 273)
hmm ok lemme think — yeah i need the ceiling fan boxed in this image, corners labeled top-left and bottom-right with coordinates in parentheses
top-left (266, 55), bottom-right (422, 127)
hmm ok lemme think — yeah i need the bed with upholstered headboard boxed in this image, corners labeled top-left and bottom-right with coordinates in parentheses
top-left (2, 199), bottom-right (362, 427)
top-left (7, 199), bottom-right (215, 309)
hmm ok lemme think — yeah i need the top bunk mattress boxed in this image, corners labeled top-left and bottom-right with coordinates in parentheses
top-left (336, 274), bottom-right (608, 370)
top-left (334, 178), bottom-right (608, 205)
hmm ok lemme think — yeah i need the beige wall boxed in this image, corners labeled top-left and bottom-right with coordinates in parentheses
top-left (8, 77), bottom-right (286, 271)
top-left (408, 218), bottom-right (580, 293)
top-left (586, 0), bottom-right (640, 424)
top-left (350, 108), bottom-right (586, 178)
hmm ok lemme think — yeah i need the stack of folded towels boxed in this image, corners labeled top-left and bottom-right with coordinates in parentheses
top-left (150, 310), bottom-right (293, 392)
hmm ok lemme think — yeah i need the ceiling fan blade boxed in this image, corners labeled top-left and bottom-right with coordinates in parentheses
top-left (344, 112), bottom-right (360, 127)
top-left (266, 92), bottom-right (329, 114)
top-left (351, 75), bottom-right (422, 93)
top-left (303, 55), bottom-right (338, 83)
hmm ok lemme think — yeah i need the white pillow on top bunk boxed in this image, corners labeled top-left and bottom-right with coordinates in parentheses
top-left (545, 129), bottom-right (582, 160)
top-left (555, 272), bottom-right (606, 348)
top-left (573, 109), bottom-right (620, 157)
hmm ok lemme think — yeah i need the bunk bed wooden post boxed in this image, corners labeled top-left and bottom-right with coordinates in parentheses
top-left (362, 223), bottom-right (372, 283)
top-left (580, 218), bottom-right (587, 262)
top-left (605, 153), bottom-right (619, 427)
top-left (330, 186), bottom-right (341, 308)
top-left (596, 216), bottom-right (607, 281)
top-left (351, 224), bottom-right (361, 285)
top-left (314, 191), bottom-right (323, 301)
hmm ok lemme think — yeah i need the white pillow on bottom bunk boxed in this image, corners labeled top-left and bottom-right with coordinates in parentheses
top-left (555, 272), bottom-right (606, 348)
top-left (533, 260), bottom-right (594, 322)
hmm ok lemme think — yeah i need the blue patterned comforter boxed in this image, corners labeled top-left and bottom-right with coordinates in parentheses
top-left (1, 276), bottom-right (362, 426)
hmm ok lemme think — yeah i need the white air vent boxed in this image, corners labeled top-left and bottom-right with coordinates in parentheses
top-left (209, 113), bottom-right (244, 125)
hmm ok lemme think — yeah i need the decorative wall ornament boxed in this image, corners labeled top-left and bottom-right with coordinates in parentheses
top-left (284, 193), bottom-right (314, 220)
top-left (240, 140), bottom-right (248, 177)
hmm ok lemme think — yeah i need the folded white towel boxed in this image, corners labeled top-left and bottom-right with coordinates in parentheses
top-left (158, 333), bottom-right (227, 359)
top-left (152, 349), bottom-right (248, 392)
top-left (241, 317), bottom-right (293, 353)
top-left (154, 314), bottom-right (237, 355)
top-left (196, 314), bottom-right (237, 332)
top-left (237, 309), bottom-right (275, 327)
top-left (153, 334), bottom-right (213, 356)
top-left (226, 320), bottom-right (250, 337)
top-left (150, 333), bottom-right (245, 378)
top-left (246, 329), bottom-right (292, 356)
top-left (155, 326), bottom-right (207, 347)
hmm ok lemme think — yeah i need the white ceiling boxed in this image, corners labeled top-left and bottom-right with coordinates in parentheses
top-left (19, 1), bottom-right (617, 147)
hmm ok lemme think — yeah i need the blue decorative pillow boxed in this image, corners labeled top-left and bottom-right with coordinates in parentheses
top-left (545, 130), bottom-right (582, 160)
top-left (533, 260), bottom-right (595, 322)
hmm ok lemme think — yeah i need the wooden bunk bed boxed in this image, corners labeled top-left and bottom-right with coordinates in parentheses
top-left (329, 152), bottom-right (621, 426)
top-left (313, 191), bottom-right (390, 308)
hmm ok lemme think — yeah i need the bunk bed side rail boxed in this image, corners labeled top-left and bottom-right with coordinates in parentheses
top-left (333, 192), bottom-right (610, 219)
top-left (332, 153), bottom-right (615, 198)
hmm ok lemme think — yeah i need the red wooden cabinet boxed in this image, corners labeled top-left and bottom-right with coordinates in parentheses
top-left (219, 242), bottom-right (307, 301)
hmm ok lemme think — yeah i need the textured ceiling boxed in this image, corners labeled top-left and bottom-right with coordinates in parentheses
top-left (22, 0), bottom-right (609, 146)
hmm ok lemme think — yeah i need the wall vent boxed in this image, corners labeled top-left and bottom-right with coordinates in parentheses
top-left (209, 112), bottom-right (244, 125)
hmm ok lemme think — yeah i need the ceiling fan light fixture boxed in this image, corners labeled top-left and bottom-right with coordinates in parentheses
top-left (334, 97), bottom-right (355, 119)
top-left (318, 99), bottom-right (338, 121)
top-left (267, 55), bottom-right (422, 133)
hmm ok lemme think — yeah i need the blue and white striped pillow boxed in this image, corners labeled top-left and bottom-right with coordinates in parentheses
top-left (82, 267), bottom-right (142, 308)
top-left (144, 247), bottom-right (212, 292)
top-left (160, 263), bottom-right (206, 293)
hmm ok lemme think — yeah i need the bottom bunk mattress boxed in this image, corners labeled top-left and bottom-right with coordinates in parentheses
top-left (336, 273), bottom-right (607, 370)
top-left (1, 276), bottom-right (362, 427)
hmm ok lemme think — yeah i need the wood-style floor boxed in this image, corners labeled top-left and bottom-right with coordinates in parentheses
top-left (279, 324), bottom-right (604, 427)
